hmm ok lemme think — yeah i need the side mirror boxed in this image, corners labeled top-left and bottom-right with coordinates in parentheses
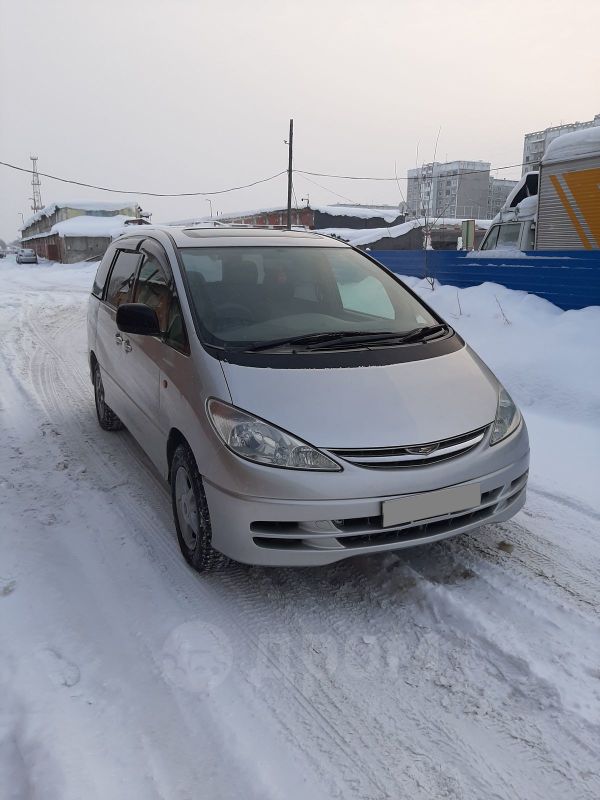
top-left (116, 303), bottom-right (160, 336)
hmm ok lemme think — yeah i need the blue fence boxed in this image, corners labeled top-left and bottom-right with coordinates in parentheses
top-left (370, 250), bottom-right (600, 311)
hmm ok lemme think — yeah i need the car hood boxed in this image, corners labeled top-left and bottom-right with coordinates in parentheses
top-left (220, 346), bottom-right (499, 448)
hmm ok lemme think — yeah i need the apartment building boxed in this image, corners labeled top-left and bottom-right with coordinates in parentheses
top-left (521, 113), bottom-right (600, 175)
top-left (406, 161), bottom-right (516, 220)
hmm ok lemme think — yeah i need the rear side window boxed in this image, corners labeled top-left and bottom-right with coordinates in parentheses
top-left (105, 251), bottom-right (142, 308)
top-left (91, 248), bottom-right (116, 298)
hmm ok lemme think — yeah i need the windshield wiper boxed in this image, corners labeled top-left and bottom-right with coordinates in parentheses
top-left (305, 324), bottom-right (450, 350)
top-left (233, 325), bottom-right (450, 353)
top-left (238, 330), bottom-right (394, 352)
top-left (387, 324), bottom-right (449, 345)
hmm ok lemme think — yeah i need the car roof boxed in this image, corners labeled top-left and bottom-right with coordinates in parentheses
top-left (113, 225), bottom-right (349, 249)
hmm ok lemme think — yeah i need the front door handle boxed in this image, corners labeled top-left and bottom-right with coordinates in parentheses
top-left (123, 339), bottom-right (132, 353)
top-left (115, 333), bottom-right (123, 346)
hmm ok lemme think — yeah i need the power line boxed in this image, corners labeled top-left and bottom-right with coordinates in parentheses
top-left (294, 163), bottom-right (527, 181)
top-left (0, 160), bottom-right (287, 197)
top-left (9, 152), bottom-right (596, 202)
top-left (298, 173), bottom-right (359, 205)
top-left (300, 150), bottom-right (600, 182)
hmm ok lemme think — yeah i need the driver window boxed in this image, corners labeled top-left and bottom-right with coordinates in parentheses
top-left (134, 252), bottom-right (171, 331)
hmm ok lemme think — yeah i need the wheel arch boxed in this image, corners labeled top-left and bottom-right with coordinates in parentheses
top-left (167, 427), bottom-right (189, 480)
top-left (89, 350), bottom-right (98, 383)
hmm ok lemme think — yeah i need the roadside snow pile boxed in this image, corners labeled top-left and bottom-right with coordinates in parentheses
top-left (465, 248), bottom-right (528, 259)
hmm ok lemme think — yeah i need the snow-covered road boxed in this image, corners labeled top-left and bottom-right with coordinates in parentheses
top-left (1, 256), bottom-right (599, 800)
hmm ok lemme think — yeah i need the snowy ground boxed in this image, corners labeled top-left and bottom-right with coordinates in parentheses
top-left (1, 255), bottom-right (599, 800)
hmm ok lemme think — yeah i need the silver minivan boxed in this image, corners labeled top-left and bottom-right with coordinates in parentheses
top-left (87, 226), bottom-right (529, 570)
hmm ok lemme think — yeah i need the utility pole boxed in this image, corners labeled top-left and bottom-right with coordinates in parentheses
top-left (30, 156), bottom-right (43, 212)
top-left (286, 119), bottom-right (294, 230)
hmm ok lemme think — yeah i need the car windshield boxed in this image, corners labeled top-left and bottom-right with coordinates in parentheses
top-left (178, 245), bottom-right (439, 348)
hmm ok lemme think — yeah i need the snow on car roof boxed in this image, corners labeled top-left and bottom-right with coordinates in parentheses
top-left (542, 126), bottom-right (600, 164)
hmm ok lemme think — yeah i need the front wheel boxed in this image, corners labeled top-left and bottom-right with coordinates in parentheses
top-left (171, 443), bottom-right (223, 572)
top-left (93, 362), bottom-right (123, 431)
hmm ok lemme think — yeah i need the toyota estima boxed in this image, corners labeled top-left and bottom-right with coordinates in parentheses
top-left (87, 226), bottom-right (529, 571)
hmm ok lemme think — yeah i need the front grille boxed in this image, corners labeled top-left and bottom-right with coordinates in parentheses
top-left (329, 426), bottom-right (489, 469)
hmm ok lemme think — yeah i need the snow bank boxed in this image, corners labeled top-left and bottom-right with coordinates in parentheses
top-left (542, 125), bottom-right (600, 163)
top-left (466, 248), bottom-right (528, 259)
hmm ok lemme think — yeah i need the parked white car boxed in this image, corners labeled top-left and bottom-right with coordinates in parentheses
top-left (87, 226), bottom-right (529, 570)
top-left (16, 248), bottom-right (38, 264)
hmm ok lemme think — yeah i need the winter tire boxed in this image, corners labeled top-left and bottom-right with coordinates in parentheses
top-left (171, 442), bottom-right (223, 572)
top-left (93, 362), bottom-right (124, 431)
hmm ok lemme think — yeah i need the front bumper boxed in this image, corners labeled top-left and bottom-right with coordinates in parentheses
top-left (204, 427), bottom-right (529, 566)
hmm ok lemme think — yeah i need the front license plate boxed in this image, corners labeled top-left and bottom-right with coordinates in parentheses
top-left (382, 483), bottom-right (481, 528)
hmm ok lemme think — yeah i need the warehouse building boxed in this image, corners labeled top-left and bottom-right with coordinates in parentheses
top-left (20, 201), bottom-right (145, 263)
top-left (192, 204), bottom-right (406, 230)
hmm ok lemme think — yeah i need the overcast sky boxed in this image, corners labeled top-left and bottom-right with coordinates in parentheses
top-left (1, 0), bottom-right (599, 240)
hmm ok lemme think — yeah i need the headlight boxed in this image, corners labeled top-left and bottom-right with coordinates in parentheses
top-left (207, 399), bottom-right (341, 471)
top-left (490, 386), bottom-right (521, 445)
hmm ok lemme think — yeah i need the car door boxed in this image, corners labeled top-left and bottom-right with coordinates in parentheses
top-left (122, 240), bottom-right (180, 468)
top-left (95, 247), bottom-right (142, 420)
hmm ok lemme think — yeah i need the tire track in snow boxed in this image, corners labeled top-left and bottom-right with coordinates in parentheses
top-left (6, 286), bottom-right (600, 799)
top-left (12, 305), bottom-right (481, 797)
top-left (13, 291), bottom-right (398, 798)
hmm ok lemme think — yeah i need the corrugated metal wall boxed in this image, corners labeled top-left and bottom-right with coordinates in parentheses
top-left (371, 250), bottom-right (600, 310)
top-left (537, 160), bottom-right (600, 250)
